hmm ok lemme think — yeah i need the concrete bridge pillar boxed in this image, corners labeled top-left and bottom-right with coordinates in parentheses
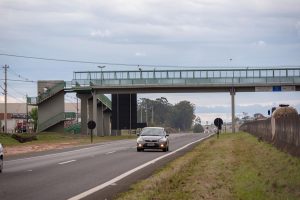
top-left (93, 91), bottom-right (98, 135)
top-left (230, 88), bottom-right (236, 133)
top-left (103, 111), bottom-right (111, 136)
top-left (87, 97), bottom-right (97, 136)
top-left (97, 102), bottom-right (104, 136)
top-left (77, 93), bottom-right (90, 135)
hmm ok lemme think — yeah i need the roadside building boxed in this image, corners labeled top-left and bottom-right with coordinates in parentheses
top-left (0, 103), bottom-right (78, 133)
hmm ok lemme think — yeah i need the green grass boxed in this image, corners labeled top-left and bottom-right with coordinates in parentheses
top-left (117, 132), bottom-right (300, 200)
top-left (0, 132), bottom-right (136, 147)
top-left (0, 133), bottom-right (20, 146)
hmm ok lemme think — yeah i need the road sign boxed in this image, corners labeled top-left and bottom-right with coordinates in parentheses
top-left (214, 118), bottom-right (223, 130)
top-left (87, 120), bottom-right (96, 143)
top-left (88, 120), bottom-right (96, 130)
top-left (272, 86), bottom-right (282, 92)
top-left (255, 86), bottom-right (295, 92)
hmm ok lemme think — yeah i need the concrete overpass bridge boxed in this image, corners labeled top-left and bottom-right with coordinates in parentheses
top-left (28, 67), bottom-right (300, 135)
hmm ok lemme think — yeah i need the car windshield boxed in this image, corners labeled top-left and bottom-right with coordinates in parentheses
top-left (140, 128), bottom-right (164, 136)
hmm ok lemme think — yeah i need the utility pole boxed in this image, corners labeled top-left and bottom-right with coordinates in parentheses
top-left (151, 106), bottom-right (154, 125)
top-left (26, 94), bottom-right (29, 132)
top-left (145, 104), bottom-right (148, 125)
top-left (3, 65), bottom-right (9, 133)
top-left (140, 105), bottom-right (143, 122)
top-left (76, 97), bottom-right (79, 123)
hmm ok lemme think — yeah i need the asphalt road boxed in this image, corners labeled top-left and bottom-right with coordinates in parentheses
top-left (0, 133), bottom-right (212, 200)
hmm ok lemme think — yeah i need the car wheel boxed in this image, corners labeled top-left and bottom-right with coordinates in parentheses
top-left (137, 148), bottom-right (140, 152)
top-left (163, 148), bottom-right (167, 152)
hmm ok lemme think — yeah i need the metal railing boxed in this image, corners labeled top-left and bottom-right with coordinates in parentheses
top-left (71, 67), bottom-right (300, 87)
top-left (37, 82), bottom-right (65, 104)
top-left (38, 112), bottom-right (67, 132)
top-left (97, 94), bottom-right (112, 110)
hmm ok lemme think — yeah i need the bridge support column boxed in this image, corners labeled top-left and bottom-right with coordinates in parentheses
top-left (77, 93), bottom-right (90, 135)
top-left (230, 88), bottom-right (236, 133)
top-left (103, 111), bottom-right (111, 136)
top-left (112, 94), bottom-right (137, 136)
top-left (97, 102), bottom-right (104, 136)
top-left (93, 91), bottom-right (98, 136)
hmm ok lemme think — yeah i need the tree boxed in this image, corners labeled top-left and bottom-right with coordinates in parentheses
top-left (29, 107), bottom-right (38, 132)
top-left (137, 98), bottom-right (196, 131)
top-left (169, 101), bottom-right (195, 131)
top-left (137, 97), bottom-right (172, 127)
top-left (193, 116), bottom-right (204, 133)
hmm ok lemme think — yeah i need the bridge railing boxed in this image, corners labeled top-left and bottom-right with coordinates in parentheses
top-left (71, 77), bottom-right (300, 87)
top-left (71, 67), bottom-right (300, 87)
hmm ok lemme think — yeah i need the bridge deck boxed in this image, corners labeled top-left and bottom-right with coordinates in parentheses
top-left (68, 67), bottom-right (300, 92)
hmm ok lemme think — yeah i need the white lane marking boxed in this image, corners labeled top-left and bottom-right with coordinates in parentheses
top-left (58, 160), bottom-right (76, 165)
top-left (6, 139), bottom-right (136, 163)
top-left (27, 169), bottom-right (33, 172)
top-left (105, 151), bottom-right (116, 155)
top-left (67, 134), bottom-right (213, 200)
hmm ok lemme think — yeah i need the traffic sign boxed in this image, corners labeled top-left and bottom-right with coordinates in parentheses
top-left (88, 120), bottom-right (96, 130)
top-left (214, 118), bottom-right (223, 130)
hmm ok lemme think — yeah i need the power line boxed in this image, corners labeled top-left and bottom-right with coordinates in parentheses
top-left (0, 53), bottom-right (201, 69)
top-left (7, 94), bottom-right (25, 103)
top-left (8, 68), bottom-right (34, 82)
top-left (0, 78), bottom-right (36, 83)
top-left (8, 85), bottom-right (27, 96)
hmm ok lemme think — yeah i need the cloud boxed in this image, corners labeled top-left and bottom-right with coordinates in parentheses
top-left (296, 21), bottom-right (300, 36)
top-left (0, 96), bottom-right (25, 103)
top-left (90, 29), bottom-right (111, 38)
top-left (135, 52), bottom-right (146, 57)
top-left (254, 40), bottom-right (266, 47)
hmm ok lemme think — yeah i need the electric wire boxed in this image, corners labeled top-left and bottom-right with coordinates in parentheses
top-left (0, 53), bottom-right (202, 69)
top-left (8, 68), bottom-right (35, 82)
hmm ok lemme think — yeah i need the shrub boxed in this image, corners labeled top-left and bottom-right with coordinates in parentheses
top-left (193, 124), bottom-right (204, 133)
top-left (11, 133), bottom-right (38, 143)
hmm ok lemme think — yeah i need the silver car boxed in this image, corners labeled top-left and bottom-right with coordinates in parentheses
top-left (0, 143), bottom-right (3, 173)
top-left (137, 127), bottom-right (169, 152)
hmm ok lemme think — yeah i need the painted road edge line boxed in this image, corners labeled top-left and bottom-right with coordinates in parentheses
top-left (67, 134), bottom-right (213, 200)
top-left (58, 160), bottom-right (76, 165)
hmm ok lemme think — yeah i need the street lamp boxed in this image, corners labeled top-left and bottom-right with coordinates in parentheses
top-left (98, 65), bottom-right (106, 71)
top-left (97, 66), bottom-right (106, 85)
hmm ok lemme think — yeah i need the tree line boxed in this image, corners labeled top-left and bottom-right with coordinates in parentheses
top-left (137, 97), bottom-right (196, 131)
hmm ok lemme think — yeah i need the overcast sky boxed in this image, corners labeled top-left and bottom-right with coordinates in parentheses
top-left (1, 0), bottom-right (300, 123)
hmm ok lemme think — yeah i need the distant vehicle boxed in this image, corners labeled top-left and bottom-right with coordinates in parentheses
top-left (137, 127), bottom-right (169, 152)
top-left (0, 143), bottom-right (3, 173)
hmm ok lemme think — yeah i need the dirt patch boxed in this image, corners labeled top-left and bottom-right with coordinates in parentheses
top-left (4, 141), bottom-right (79, 156)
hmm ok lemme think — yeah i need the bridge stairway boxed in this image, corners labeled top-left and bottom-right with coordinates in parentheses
top-left (31, 81), bottom-right (67, 132)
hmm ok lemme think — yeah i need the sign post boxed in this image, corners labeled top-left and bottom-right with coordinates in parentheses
top-left (214, 118), bottom-right (223, 139)
top-left (87, 120), bottom-right (96, 143)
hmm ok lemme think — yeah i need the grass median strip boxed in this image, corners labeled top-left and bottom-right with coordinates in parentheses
top-left (1, 132), bottom-right (136, 156)
top-left (117, 132), bottom-right (300, 200)
top-left (0, 132), bottom-right (136, 147)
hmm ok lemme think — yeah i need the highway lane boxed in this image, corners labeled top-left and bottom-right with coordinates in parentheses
top-left (0, 133), bottom-right (211, 200)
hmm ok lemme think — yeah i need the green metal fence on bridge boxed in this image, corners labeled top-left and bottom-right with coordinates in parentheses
top-left (70, 67), bottom-right (300, 87)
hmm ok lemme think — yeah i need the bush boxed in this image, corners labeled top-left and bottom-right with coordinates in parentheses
top-left (11, 133), bottom-right (38, 143)
top-left (193, 124), bottom-right (204, 133)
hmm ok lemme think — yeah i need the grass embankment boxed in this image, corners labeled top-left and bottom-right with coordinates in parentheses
top-left (117, 132), bottom-right (300, 200)
top-left (0, 132), bottom-right (136, 147)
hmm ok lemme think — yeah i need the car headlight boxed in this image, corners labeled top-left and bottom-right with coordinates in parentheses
top-left (137, 137), bottom-right (144, 143)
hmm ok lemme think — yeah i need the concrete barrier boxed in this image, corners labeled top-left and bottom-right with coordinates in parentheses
top-left (240, 107), bottom-right (300, 157)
